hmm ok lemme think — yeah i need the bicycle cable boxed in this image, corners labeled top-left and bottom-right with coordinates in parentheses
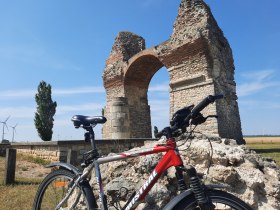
top-left (206, 138), bottom-right (214, 180)
top-left (176, 125), bottom-right (214, 181)
top-left (176, 124), bottom-right (197, 150)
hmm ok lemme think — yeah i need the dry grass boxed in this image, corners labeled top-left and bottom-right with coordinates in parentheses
top-left (0, 156), bottom-right (40, 210)
top-left (245, 136), bottom-right (280, 143)
top-left (0, 155), bottom-right (50, 210)
top-left (0, 184), bottom-right (38, 210)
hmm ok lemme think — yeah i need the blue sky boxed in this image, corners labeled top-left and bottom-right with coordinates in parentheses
top-left (0, 0), bottom-right (279, 142)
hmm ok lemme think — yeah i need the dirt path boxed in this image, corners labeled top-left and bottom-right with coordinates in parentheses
top-left (16, 160), bottom-right (51, 180)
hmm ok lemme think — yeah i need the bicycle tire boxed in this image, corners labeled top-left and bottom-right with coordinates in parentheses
top-left (172, 189), bottom-right (252, 210)
top-left (33, 169), bottom-right (94, 210)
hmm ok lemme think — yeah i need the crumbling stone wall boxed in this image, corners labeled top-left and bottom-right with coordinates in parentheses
top-left (103, 0), bottom-right (244, 144)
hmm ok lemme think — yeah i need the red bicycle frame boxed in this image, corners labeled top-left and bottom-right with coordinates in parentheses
top-left (94, 138), bottom-right (184, 210)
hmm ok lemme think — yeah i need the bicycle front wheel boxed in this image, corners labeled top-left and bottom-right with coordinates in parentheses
top-left (172, 189), bottom-right (252, 210)
top-left (33, 169), bottom-right (91, 210)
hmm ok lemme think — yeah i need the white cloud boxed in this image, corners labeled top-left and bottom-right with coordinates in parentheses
top-left (0, 86), bottom-right (105, 99)
top-left (56, 103), bottom-right (104, 115)
top-left (0, 102), bottom-right (104, 120)
top-left (241, 69), bottom-right (274, 81)
top-left (239, 99), bottom-right (280, 110)
top-left (149, 99), bottom-right (169, 111)
top-left (237, 69), bottom-right (279, 97)
top-left (54, 86), bottom-right (105, 95)
top-left (0, 82), bottom-right (166, 100)
top-left (0, 90), bottom-right (36, 98)
top-left (0, 106), bottom-right (35, 119)
top-left (237, 82), bottom-right (277, 97)
top-left (148, 83), bottom-right (169, 92)
top-left (149, 99), bottom-right (170, 130)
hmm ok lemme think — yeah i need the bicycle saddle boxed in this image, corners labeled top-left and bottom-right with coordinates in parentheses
top-left (71, 115), bottom-right (107, 128)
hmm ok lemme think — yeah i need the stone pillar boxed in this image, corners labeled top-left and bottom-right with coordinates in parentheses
top-left (67, 149), bottom-right (78, 166)
top-left (128, 96), bottom-right (152, 138)
top-left (111, 97), bottom-right (130, 139)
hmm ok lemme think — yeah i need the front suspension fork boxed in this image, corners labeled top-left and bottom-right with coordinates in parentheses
top-left (176, 165), bottom-right (215, 210)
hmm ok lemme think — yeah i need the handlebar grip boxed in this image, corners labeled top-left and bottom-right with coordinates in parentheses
top-left (213, 94), bottom-right (224, 100)
top-left (191, 94), bottom-right (223, 116)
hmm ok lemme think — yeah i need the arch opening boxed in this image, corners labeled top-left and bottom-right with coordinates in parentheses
top-left (123, 54), bottom-right (169, 138)
top-left (147, 67), bottom-right (170, 138)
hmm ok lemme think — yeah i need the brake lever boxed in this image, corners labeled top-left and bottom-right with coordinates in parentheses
top-left (205, 115), bottom-right (218, 119)
top-left (191, 115), bottom-right (206, 126)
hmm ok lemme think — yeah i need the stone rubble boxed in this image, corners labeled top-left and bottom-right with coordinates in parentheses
top-left (89, 137), bottom-right (280, 210)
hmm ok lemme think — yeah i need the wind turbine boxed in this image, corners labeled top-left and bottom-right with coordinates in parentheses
top-left (10, 123), bottom-right (18, 142)
top-left (1, 116), bottom-right (10, 141)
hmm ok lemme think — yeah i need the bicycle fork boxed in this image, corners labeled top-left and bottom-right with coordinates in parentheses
top-left (54, 176), bottom-right (82, 210)
top-left (176, 165), bottom-right (215, 210)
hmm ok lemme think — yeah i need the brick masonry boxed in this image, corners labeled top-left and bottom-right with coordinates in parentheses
top-left (102, 0), bottom-right (244, 144)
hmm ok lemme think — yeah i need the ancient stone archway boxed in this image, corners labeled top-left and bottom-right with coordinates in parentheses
top-left (123, 50), bottom-right (166, 138)
top-left (102, 0), bottom-right (244, 144)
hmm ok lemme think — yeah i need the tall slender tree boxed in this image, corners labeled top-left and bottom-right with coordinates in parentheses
top-left (34, 81), bottom-right (57, 141)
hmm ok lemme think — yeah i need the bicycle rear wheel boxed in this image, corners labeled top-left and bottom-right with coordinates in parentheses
top-left (172, 189), bottom-right (252, 210)
top-left (33, 169), bottom-right (90, 210)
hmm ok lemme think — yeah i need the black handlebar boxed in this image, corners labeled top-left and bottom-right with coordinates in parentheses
top-left (183, 94), bottom-right (223, 124)
top-left (190, 94), bottom-right (223, 117)
top-left (155, 94), bottom-right (223, 139)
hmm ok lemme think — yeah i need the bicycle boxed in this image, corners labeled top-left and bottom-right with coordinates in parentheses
top-left (33, 94), bottom-right (253, 210)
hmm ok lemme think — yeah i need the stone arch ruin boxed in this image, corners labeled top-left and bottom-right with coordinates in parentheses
top-left (102, 0), bottom-right (244, 144)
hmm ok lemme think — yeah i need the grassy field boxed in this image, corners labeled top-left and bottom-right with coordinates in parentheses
top-left (0, 184), bottom-right (38, 210)
top-left (245, 136), bottom-right (280, 166)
